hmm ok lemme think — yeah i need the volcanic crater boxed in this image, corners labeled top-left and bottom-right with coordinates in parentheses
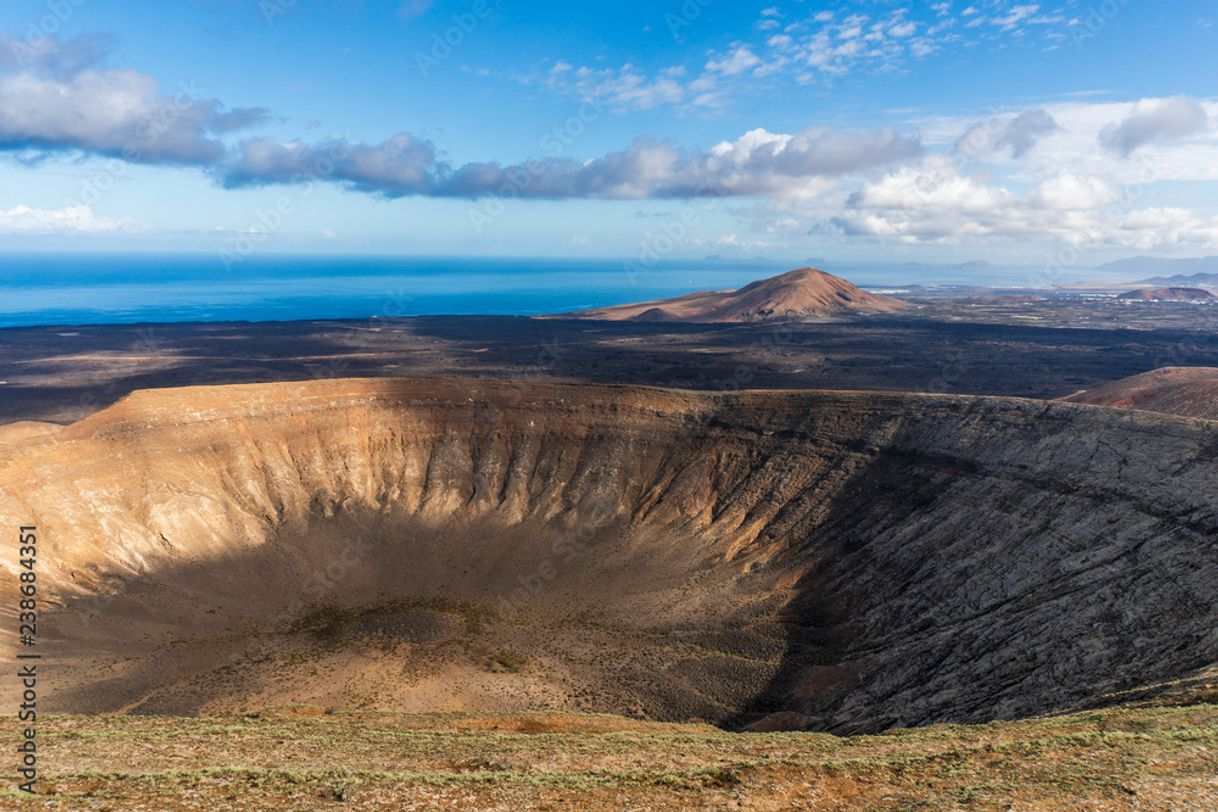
top-left (2, 377), bottom-right (1216, 733)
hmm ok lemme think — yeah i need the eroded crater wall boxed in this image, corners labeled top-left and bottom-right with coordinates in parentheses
top-left (1, 378), bottom-right (1215, 731)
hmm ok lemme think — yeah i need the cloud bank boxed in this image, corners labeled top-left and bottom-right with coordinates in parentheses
top-left (0, 35), bottom-right (918, 200)
top-left (831, 156), bottom-right (1218, 251)
top-left (218, 126), bottom-right (922, 199)
top-left (0, 34), bottom-right (267, 164)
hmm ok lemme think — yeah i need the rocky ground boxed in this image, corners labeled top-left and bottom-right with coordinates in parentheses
top-left (4, 703), bottom-right (1217, 810)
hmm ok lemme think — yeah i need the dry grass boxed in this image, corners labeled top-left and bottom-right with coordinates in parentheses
top-left (4, 702), bottom-right (1216, 810)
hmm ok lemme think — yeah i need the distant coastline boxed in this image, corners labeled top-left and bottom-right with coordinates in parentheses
top-left (0, 253), bottom-right (1076, 328)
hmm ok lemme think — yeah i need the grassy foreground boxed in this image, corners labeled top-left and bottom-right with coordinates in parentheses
top-left (4, 704), bottom-right (1217, 810)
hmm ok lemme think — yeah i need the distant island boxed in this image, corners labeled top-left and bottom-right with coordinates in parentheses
top-left (1138, 273), bottom-right (1218, 287)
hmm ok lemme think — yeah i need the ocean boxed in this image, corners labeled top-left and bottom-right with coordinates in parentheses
top-left (0, 253), bottom-right (1055, 328)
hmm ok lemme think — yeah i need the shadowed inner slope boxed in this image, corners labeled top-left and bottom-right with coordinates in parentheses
top-left (2, 378), bottom-right (1216, 733)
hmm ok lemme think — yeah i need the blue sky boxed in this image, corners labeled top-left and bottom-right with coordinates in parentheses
top-left (0, 0), bottom-right (1216, 265)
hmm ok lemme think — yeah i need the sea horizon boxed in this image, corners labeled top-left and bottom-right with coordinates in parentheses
top-left (0, 252), bottom-right (1118, 329)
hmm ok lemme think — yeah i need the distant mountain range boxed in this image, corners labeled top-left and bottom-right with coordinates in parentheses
top-left (1095, 256), bottom-right (1218, 286)
top-left (1138, 272), bottom-right (1218, 286)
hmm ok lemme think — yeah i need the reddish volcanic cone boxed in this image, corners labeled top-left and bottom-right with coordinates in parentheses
top-left (1117, 287), bottom-right (1215, 302)
top-left (559, 268), bottom-right (907, 323)
top-left (1059, 367), bottom-right (1218, 420)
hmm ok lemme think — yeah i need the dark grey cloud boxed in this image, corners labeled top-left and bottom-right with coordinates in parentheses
top-left (1100, 96), bottom-right (1209, 156)
top-left (221, 133), bottom-right (442, 194)
top-left (995, 109), bottom-right (1058, 158)
top-left (956, 108), bottom-right (1058, 159)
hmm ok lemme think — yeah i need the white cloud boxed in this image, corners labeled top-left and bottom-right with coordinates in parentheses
top-left (831, 156), bottom-right (1218, 251)
top-left (846, 156), bottom-right (1013, 216)
top-left (4, 35), bottom-right (1216, 261)
top-left (1028, 172), bottom-right (1120, 210)
top-left (921, 97), bottom-right (1218, 184)
top-left (794, 8), bottom-right (950, 77)
top-left (992, 4), bottom-right (1041, 30)
top-left (1114, 207), bottom-right (1218, 251)
top-left (0, 203), bottom-right (131, 233)
top-left (704, 126), bottom-right (921, 185)
top-left (529, 3), bottom-right (1081, 112)
top-left (539, 62), bottom-right (694, 111)
top-left (0, 35), bottom-right (267, 165)
top-left (706, 46), bottom-right (762, 76)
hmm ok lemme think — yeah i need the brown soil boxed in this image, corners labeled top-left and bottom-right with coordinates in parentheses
top-left (0, 420), bottom-right (63, 445)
